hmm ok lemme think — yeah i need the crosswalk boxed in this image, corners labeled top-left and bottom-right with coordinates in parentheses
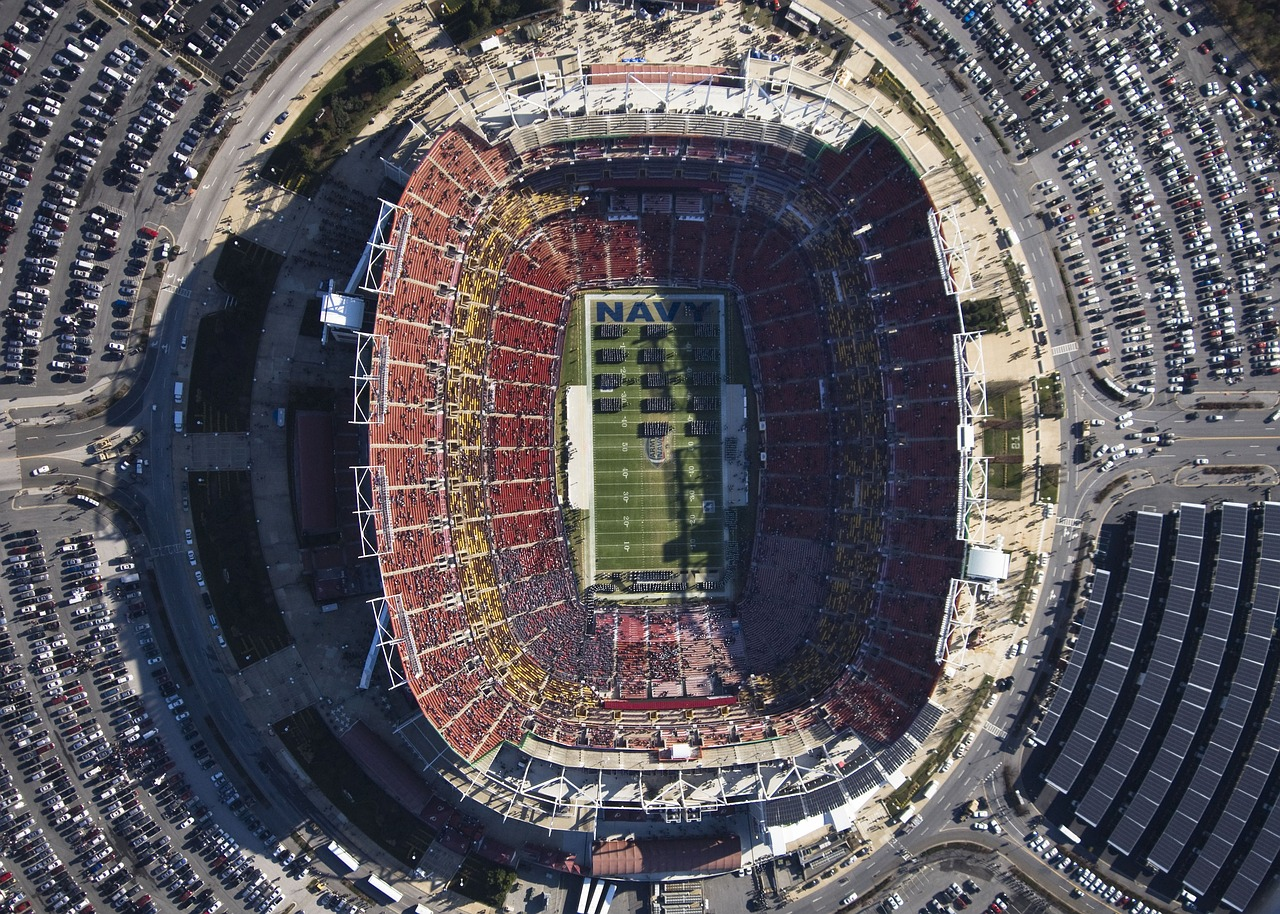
top-left (983, 719), bottom-right (1009, 740)
top-left (1050, 341), bottom-right (1078, 356)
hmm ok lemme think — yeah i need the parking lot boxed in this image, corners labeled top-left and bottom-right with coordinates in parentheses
top-left (865, 871), bottom-right (1023, 914)
top-left (0, 507), bottom-right (321, 914)
top-left (0, 1), bottom-right (230, 392)
top-left (897, 0), bottom-right (1279, 444)
top-left (116, 0), bottom-right (327, 89)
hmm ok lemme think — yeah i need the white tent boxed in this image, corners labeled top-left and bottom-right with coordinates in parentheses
top-left (965, 545), bottom-right (1010, 582)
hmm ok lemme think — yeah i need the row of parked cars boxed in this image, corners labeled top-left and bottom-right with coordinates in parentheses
top-left (1047, 77), bottom-right (1274, 400)
top-left (157, 83), bottom-right (228, 199)
top-left (181, 0), bottom-right (316, 69)
top-left (922, 880), bottom-right (986, 914)
top-left (1022, 829), bottom-right (1158, 912)
top-left (1, 5), bottom-right (123, 384)
top-left (0, 523), bottom-right (249, 914)
top-left (914, 0), bottom-right (1278, 403)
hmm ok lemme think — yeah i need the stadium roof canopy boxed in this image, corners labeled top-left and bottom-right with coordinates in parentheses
top-left (443, 55), bottom-right (926, 168)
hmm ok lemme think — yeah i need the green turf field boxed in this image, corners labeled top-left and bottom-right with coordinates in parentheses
top-left (585, 290), bottom-right (729, 596)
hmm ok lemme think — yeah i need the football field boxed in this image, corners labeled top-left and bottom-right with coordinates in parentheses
top-left (585, 290), bottom-right (728, 595)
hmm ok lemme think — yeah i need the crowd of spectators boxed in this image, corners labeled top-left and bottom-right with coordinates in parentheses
top-left (363, 125), bottom-right (963, 759)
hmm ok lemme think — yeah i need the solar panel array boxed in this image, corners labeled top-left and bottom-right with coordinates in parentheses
top-left (763, 778), bottom-right (862, 827)
top-left (1045, 511), bottom-right (1166, 795)
top-left (1037, 569), bottom-right (1111, 747)
top-left (1186, 703), bottom-right (1280, 895)
top-left (1148, 503), bottom-right (1258, 874)
top-left (906, 701), bottom-right (946, 744)
top-left (878, 732), bottom-right (918, 773)
top-left (765, 793), bottom-right (808, 827)
top-left (1109, 503), bottom-right (1240, 856)
top-left (1076, 505), bottom-right (1206, 828)
top-left (1190, 504), bottom-right (1280, 908)
top-left (1224, 767), bottom-right (1280, 913)
top-left (843, 759), bottom-right (884, 798)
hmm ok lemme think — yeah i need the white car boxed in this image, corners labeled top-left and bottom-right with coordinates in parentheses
top-left (30, 465), bottom-right (50, 476)
top-left (187, 550), bottom-right (196, 566)
top-left (260, 129), bottom-right (275, 144)
top-left (1195, 457), bottom-right (1209, 465)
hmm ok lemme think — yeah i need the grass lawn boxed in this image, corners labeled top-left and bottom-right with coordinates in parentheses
top-left (264, 28), bottom-right (423, 195)
top-left (1037, 373), bottom-right (1064, 419)
top-left (984, 382), bottom-right (1024, 499)
top-left (1041, 463), bottom-right (1060, 504)
top-left (988, 382), bottom-right (1024, 423)
top-left (962, 295), bottom-right (1007, 334)
top-left (982, 427), bottom-right (1023, 458)
top-left (586, 291), bottom-right (728, 595)
top-left (450, 854), bottom-right (518, 908)
top-left (988, 461), bottom-right (1024, 495)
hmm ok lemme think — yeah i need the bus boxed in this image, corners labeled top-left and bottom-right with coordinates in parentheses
top-left (587, 879), bottom-right (607, 914)
top-left (576, 879), bottom-right (595, 914)
top-left (599, 883), bottom-right (617, 914)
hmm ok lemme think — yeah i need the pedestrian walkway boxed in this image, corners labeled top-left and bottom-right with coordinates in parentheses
top-left (187, 432), bottom-right (253, 472)
top-left (0, 423), bottom-right (21, 492)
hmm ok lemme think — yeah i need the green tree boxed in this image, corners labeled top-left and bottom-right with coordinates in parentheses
top-left (479, 867), bottom-right (517, 905)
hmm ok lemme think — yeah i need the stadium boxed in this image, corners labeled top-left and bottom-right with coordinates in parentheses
top-left (350, 54), bottom-right (997, 874)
